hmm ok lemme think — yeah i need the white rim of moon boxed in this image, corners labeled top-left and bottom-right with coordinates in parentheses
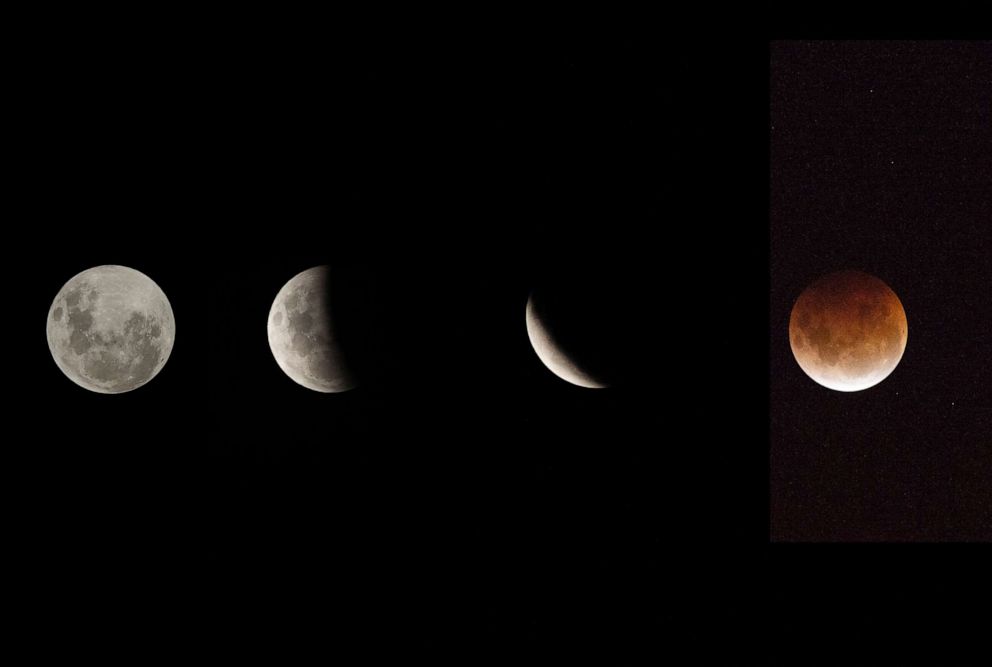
top-left (267, 265), bottom-right (357, 393)
top-left (46, 265), bottom-right (176, 394)
top-left (525, 293), bottom-right (608, 389)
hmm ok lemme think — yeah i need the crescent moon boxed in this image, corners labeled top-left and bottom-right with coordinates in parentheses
top-left (525, 293), bottom-right (608, 389)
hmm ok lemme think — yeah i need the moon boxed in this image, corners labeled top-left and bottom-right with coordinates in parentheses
top-left (526, 292), bottom-right (609, 389)
top-left (789, 269), bottom-right (908, 392)
top-left (267, 265), bottom-right (356, 393)
top-left (47, 265), bottom-right (176, 393)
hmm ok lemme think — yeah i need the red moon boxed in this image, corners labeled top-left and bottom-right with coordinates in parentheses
top-left (789, 270), bottom-right (908, 392)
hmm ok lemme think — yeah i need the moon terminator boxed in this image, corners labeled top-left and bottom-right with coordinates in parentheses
top-left (267, 265), bottom-right (356, 393)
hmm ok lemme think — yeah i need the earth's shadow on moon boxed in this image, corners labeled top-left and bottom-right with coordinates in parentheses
top-left (527, 270), bottom-right (642, 389)
top-left (319, 262), bottom-right (381, 391)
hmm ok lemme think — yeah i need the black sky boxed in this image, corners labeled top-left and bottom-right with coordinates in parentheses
top-left (13, 24), bottom-right (991, 658)
top-left (771, 41), bottom-right (991, 541)
top-left (13, 29), bottom-right (723, 656)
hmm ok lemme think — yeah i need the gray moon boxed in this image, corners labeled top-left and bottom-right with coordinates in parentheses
top-left (47, 265), bottom-right (176, 393)
top-left (267, 265), bottom-right (356, 393)
top-left (525, 293), bottom-right (608, 389)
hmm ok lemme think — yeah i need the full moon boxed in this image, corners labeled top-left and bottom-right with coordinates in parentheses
top-left (267, 265), bottom-right (356, 393)
top-left (525, 292), bottom-right (609, 389)
top-left (789, 269), bottom-right (908, 392)
top-left (47, 265), bottom-right (176, 393)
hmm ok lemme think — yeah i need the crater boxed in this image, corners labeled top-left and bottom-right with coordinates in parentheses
top-left (83, 322), bottom-right (163, 390)
top-left (85, 349), bottom-right (127, 384)
top-left (290, 310), bottom-right (314, 333)
top-left (53, 307), bottom-right (63, 322)
top-left (124, 311), bottom-right (148, 336)
top-left (285, 292), bottom-right (301, 311)
top-left (291, 331), bottom-right (315, 356)
top-left (67, 308), bottom-right (94, 355)
top-left (70, 329), bottom-right (91, 355)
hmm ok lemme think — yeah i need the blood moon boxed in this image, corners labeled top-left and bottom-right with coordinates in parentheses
top-left (789, 270), bottom-right (908, 392)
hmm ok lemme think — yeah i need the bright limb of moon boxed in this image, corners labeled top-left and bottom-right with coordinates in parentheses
top-left (525, 293), bottom-right (608, 389)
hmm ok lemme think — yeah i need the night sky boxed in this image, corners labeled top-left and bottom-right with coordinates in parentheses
top-left (12, 27), bottom-right (990, 658)
top-left (771, 41), bottom-right (991, 542)
top-left (14, 32), bottom-right (704, 655)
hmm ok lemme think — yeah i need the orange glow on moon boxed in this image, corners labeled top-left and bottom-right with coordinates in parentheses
top-left (789, 270), bottom-right (908, 392)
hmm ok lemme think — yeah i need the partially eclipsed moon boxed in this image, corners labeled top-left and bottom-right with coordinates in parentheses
top-left (267, 265), bottom-right (356, 393)
top-left (526, 293), bottom-right (608, 389)
top-left (789, 269), bottom-right (908, 392)
top-left (46, 265), bottom-right (175, 393)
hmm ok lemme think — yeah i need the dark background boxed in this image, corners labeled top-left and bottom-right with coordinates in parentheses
top-left (771, 41), bottom-right (992, 541)
top-left (766, 40), bottom-right (991, 661)
top-left (14, 27), bottom-right (748, 656)
top-left (10, 21), bottom-right (990, 661)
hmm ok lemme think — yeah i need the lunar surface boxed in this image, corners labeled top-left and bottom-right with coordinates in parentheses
top-left (267, 265), bottom-right (356, 393)
top-left (526, 292), bottom-right (609, 389)
top-left (789, 269), bottom-right (907, 392)
top-left (47, 265), bottom-right (176, 393)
